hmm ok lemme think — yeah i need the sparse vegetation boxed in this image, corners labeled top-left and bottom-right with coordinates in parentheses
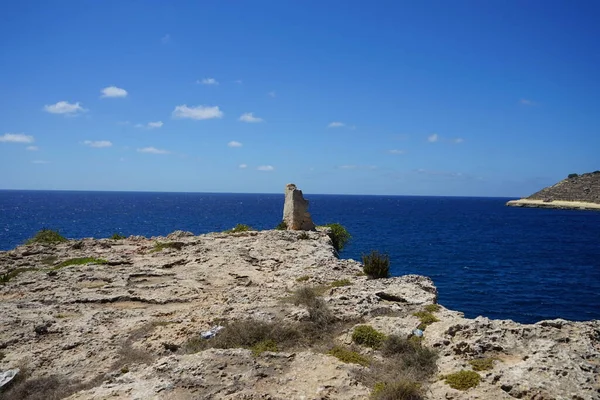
top-left (251, 339), bottom-right (278, 356)
top-left (424, 304), bottom-right (440, 313)
top-left (328, 345), bottom-right (370, 366)
top-left (296, 275), bottom-right (310, 282)
top-left (151, 241), bottom-right (184, 252)
top-left (25, 228), bottom-right (68, 245)
top-left (111, 233), bottom-right (126, 240)
top-left (298, 231), bottom-right (310, 239)
top-left (275, 221), bottom-right (288, 230)
top-left (322, 223), bottom-right (351, 253)
top-left (352, 325), bottom-right (387, 349)
top-left (469, 357), bottom-right (495, 371)
top-left (1, 267), bottom-right (37, 284)
top-left (0, 350), bottom-right (4, 361)
top-left (362, 251), bottom-right (390, 279)
top-left (413, 311), bottom-right (439, 330)
top-left (50, 257), bottom-right (108, 270)
top-left (380, 335), bottom-right (437, 377)
top-left (370, 380), bottom-right (422, 400)
top-left (330, 278), bottom-right (352, 287)
top-left (444, 370), bottom-right (480, 390)
top-left (224, 224), bottom-right (253, 233)
top-left (568, 173), bottom-right (579, 179)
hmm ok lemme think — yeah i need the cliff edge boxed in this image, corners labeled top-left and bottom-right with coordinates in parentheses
top-left (0, 231), bottom-right (599, 399)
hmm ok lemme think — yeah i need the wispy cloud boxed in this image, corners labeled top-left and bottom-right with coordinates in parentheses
top-left (427, 133), bottom-right (439, 143)
top-left (197, 78), bottom-right (219, 85)
top-left (0, 133), bottom-right (34, 143)
top-left (172, 105), bottom-right (223, 120)
top-left (100, 86), bottom-right (128, 98)
top-left (257, 165), bottom-right (274, 171)
top-left (136, 121), bottom-right (164, 129)
top-left (328, 122), bottom-right (345, 128)
top-left (228, 141), bottom-right (242, 148)
top-left (32, 160), bottom-right (49, 164)
top-left (26, 146), bottom-right (39, 151)
top-left (389, 149), bottom-right (406, 154)
top-left (268, 91), bottom-right (276, 98)
top-left (453, 138), bottom-right (464, 144)
top-left (161, 34), bottom-right (170, 44)
top-left (83, 140), bottom-right (112, 148)
top-left (519, 99), bottom-right (537, 106)
top-left (44, 101), bottom-right (86, 115)
top-left (234, 80), bottom-right (243, 84)
top-left (239, 112), bottom-right (264, 123)
top-left (137, 147), bottom-right (170, 154)
top-left (339, 165), bottom-right (357, 169)
top-left (238, 164), bottom-right (247, 169)
top-left (338, 165), bottom-right (377, 170)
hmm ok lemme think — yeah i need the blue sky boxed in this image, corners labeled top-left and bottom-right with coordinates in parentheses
top-left (1, 1), bottom-right (598, 196)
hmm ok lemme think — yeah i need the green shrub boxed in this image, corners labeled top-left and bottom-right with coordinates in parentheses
top-left (224, 224), bottom-right (253, 233)
top-left (568, 173), bottom-right (579, 179)
top-left (296, 275), bottom-right (310, 282)
top-left (275, 221), bottom-right (288, 230)
top-left (469, 357), bottom-right (494, 371)
top-left (111, 233), bottom-right (126, 240)
top-left (322, 223), bottom-right (351, 252)
top-left (444, 370), bottom-right (480, 390)
top-left (424, 304), bottom-right (440, 313)
top-left (412, 311), bottom-right (439, 330)
top-left (330, 279), bottom-right (352, 287)
top-left (352, 325), bottom-right (386, 349)
top-left (251, 339), bottom-right (278, 356)
top-left (25, 229), bottom-right (68, 245)
top-left (328, 346), bottom-right (370, 366)
top-left (151, 242), bottom-right (184, 252)
top-left (371, 380), bottom-right (422, 400)
top-left (362, 251), bottom-right (390, 279)
top-left (51, 257), bottom-right (108, 270)
top-left (1, 267), bottom-right (37, 284)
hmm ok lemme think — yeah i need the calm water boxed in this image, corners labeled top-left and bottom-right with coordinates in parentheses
top-left (1, 190), bottom-right (599, 324)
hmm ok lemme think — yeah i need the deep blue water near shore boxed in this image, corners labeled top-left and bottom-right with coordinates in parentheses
top-left (1, 190), bottom-right (599, 324)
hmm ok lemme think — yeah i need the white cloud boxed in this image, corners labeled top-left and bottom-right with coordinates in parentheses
top-left (43, 101), bottom-right (86, 115)
top-left (137, 146), bottom-right (170, 154)
top-left (427, 133), bottom-right (439, 143)
top-left (257, 165), bottom-right (274, 171)
top-left (239, 112), bottom-right (264, 123)
top-left (148, 121), bottom-right (163, 129)
top-left (328, 122), bottom-right (345, 128)
top-left (83, 140), bottom-right (112, 148)
top-left (238, 164), bottom-right (247, 169)
top-left (268, 91), bottom-right (276, 98)
top-left (161, 34), bottom-right (170, 44)
top-left (26, 146), bottom-right (39, 151)
top-left (339, 164), bottom-right (377, 170)
top-left (453, 138), bottom-right (464, 144)
top-left (32, 160), bottom-right (49, 164)
top-left (100, 86), bottom-right (128, 98)
top-left (519, 99), bottom-right (537, 106)
top-left (198, 78), bottom-right (219, 85)
top-left (0, 133), bottom-right (34, 143)
top-left (228, 141), bottom-right (243, 148)
top-left (172, 105), bottom-right (223, 120)
top-left (389, 149), bottom-right (406, 154)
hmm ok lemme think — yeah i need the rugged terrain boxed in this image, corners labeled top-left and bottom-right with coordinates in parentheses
top-left (0, 230), bottom-right (599, 399)
top-left (507, 171), bottom-right (600, 210)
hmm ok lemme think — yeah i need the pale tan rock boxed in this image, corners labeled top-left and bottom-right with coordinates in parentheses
top-left (282, 183), bottom-right (315, 230)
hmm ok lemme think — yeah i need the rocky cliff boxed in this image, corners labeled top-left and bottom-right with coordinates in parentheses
top-left (507, 171), bottom-right (600, 211)
top-left (0, 230), bottom-right (599, 399)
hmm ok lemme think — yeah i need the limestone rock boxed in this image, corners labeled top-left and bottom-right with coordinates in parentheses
top-left (282, 183), bottom-right (315, 230)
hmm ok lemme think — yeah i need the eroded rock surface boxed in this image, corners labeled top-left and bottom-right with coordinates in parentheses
top-left (0, 230), bottom-right (598, 399)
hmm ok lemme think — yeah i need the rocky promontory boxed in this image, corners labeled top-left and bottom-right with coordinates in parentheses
top-left (507, 171), bottom-right (600, 211)
top-left (0, 229), bottom-right (599, 399)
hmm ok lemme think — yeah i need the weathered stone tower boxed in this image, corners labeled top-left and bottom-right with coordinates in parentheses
top-left (282, 183), bottom-right (315, 230)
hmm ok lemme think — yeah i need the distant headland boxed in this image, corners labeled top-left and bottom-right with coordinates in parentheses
top-left (507, 171), bottom-right (600, 211)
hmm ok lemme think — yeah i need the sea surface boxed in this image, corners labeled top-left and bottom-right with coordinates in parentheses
top-left (1, 190), bottom-right (599, 324)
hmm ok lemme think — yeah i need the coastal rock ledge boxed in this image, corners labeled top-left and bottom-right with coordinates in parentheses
top-left (0, 230), bottom-right (599, 399)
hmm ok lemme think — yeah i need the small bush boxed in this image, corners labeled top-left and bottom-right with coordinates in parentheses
top-left (298, 232), bottom-right (310, 240)
top-left (444, 370), bottom-right (480, 390)
top-left (424, 304), bottom-right (440, 313)
top-left (111, 233), bottom-right (126, 240)
top-left (352, 325), bottom-right (386, 349)
top-left (224, 224), bottom-right (253, 233)
top-left (151, 242), bottom-right (184, 252)
top-left (275, 221), bottom-right (288, 230)
top-left (51, 257), bottom-right (108, 270)
top-left (380, 335), bottom-right (438, 378)
top-left (371, 380), bottom-right (422, 400)
top-left (290, 286), bottom-right (336, 327)
top-left (251, 339), bottom-right (278, 356)
top-left (362, 251), bottom-right (390, 279)
top-left (25, 229), bottom-right (68, 245)
top-left (330, 279), bottom-right (352, 287)
top-left (328, 345), bottom-right (370, 366)
top-left (469, 357), bottom-right (494, 371)
top-left (568, 173), bottom-right (579, 179)
top-left (1, 267), bottom-right (37, 284)
top-left (296, 275), bottom-right (310, 282)
top-left (323, 223), bottom-right (351, 252)
top-left (413, 311), bottom-right (439, 330)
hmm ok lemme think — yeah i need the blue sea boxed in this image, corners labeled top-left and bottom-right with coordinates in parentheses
top-left (1, 190), bottom-right (599, 324)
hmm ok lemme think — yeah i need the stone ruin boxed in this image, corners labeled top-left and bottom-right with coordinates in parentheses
top-left (282, 183), bottom-right (315, 230)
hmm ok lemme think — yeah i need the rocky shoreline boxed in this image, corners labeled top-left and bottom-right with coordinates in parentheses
top-left (506, 198), bottom-right (600, 211)
top-left (1, 230), bottom-right (599, 399)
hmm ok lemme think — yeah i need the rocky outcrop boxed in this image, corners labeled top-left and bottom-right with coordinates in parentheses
top-left (507, 171), bottom-right (600, 211)
top-left (0, 231), bottom-right (598, 399)
top-left (282, 183), bottom-right (316, 230)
